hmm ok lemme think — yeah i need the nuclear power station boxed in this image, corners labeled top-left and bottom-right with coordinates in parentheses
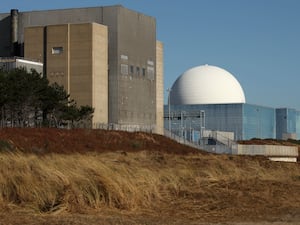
top-left (0, 5), bottom-right (299, 149)
top-left (0, 6), bottom-right (164, 133)
top-left (165, 64), bottom-right (300, 145)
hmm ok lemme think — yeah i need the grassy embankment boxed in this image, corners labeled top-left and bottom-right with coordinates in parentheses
top-left (0, 150), bottom-right (299, 220)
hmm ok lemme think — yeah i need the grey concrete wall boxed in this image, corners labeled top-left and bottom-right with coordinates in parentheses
top-left (0, 13), bottom-right (11, 56)
top-left (116, 6), bottom-right (156, 126)
top-left (19, 7), bottom-right (104, 42)
top-left (102, 6), bottom-right (119, 124)
top-left (0, 7), bottom-right (105, 57)
top-left (234, 144), bottom-right (298, 157)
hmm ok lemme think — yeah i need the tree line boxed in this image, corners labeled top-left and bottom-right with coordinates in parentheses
top-left (0, 68), bottom-right (94, 128)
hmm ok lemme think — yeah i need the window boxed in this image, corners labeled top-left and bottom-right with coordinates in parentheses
top-left (51, 47), bottom-right (63, 55)
top-left (136, 66), bottom-right (140, 75)
top-left (120, 54), bottom-right (128, 60)
top-left (147, 66), bottom-right (154, 80)
top-left (130, 65), bottom-right (134, 74)
top-left (142, 68), bottom-right (146, 76)
top-left (121, 64), bottom-right (128, 75)
top-left (147, 60), bottom-right (154, 66)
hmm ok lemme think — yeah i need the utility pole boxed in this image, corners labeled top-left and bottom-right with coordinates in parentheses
top-left (167, 88), bottom-right (172, 132)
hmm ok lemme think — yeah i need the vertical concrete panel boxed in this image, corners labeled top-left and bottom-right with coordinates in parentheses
top-left (155, 41), bottom-right (164, 134)
top-left (102, 6), bottom-right (119, 124)
top-left (69, 23), bottom-right (93, 107)
top-left (46, 24), bottom-right (69, 92)
top-left (92, 23), bottom-right (108, 125)
top-left (24, 26), bottom-right (44, 62)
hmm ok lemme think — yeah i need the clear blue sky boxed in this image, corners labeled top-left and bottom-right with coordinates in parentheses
top-left (1, 0), bottom-right (300, 109)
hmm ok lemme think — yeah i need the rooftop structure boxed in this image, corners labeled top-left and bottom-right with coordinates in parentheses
top-left (170, 65), bottom-right (245, 105)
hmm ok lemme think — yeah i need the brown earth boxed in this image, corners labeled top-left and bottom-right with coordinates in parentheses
top-left (0, 128), bottom-right (299, 225)
top-left (0, 128), bottom-right (201, 155)
top-left (238, 138), bottom-right (299, 146)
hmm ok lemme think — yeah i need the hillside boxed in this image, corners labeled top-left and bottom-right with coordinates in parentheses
top-left (0, 128), bottom-right (200, 155)
top-left (0, 128), bottom-right (299, 225)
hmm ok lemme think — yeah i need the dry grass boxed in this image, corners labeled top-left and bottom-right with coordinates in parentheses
top-left (0, 128), bottom-right (300, 224)
top-left (0, 151), bottom-right (161, 213)
top-left (0, 150), bottom-right (299, 217)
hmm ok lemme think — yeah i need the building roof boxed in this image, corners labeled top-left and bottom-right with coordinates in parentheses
top-left (170, 64), bottom-right (246, 105)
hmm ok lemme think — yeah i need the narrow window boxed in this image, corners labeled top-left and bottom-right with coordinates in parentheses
top-left (130, 65), bottom-right (134, 74)
top-left (147, 66), bottom-right (154, 80)
top-left (121, 64), bottom-right (128, 75)
top-left (52, 47), bottom-right (63, 55)
top-left (142, 68), bottom-right (146, 76)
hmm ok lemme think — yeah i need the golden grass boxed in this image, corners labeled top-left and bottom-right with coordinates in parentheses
top-left (0, 151), bottom-right (299, 215)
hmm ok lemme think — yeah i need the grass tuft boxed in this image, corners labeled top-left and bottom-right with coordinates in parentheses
top-left (0, 151), bottom-right (299, 215)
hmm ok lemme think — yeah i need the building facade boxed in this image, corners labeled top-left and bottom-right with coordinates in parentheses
top-left (24, 23), bottom-right (109, 126)
top-left (164, 103), bottom-right (300, 141)
top-left (276, 108), bottom-right (300, 140)
top-left (0, 6), bottom-right (164, 133)
top-left (164, 64), bottom-right (300, 142)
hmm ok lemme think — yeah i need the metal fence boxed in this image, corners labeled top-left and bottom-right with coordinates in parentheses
top-left (164, 129), bottom-right (237, 154)
top-left (92, 124), bottom-right (236, 154)
top-left (93, 123), bottom-right (155, 133)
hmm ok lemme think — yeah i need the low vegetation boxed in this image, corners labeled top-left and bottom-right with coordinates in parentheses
top-left (0, 128), bottom-right (299, 224)
top-left (0, 151), bottom-right (298, 211)
top-left (0, 151), bottom-right (299, 224)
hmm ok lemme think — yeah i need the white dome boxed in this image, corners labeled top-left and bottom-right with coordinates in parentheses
top-left (170, 65), bottom-right (246, 105)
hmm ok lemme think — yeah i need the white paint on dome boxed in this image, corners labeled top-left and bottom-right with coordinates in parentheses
top-left (170, 65), bottom-right (246, 105)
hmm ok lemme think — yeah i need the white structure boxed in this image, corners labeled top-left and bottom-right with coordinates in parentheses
top-left (233, 144), bottom-right (298, 162)
top-left (170, 64), bottom-right (246, 105)
top-left (0, 58), bottom-right (43, 75)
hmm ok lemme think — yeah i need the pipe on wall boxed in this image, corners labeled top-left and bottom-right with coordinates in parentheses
top-left (10, 9), bottom-right (19, 56)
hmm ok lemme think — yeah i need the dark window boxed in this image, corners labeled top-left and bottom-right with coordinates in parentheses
top-left (52, 47), bottom-right (63, 55)
top-left (142, 68), bottom-right (146, 76)
top-left (136, 66), bottom-right (140, 75)
top-left (130, 65), bottom-right (134, 74)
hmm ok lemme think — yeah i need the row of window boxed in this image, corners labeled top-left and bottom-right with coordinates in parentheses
top-left (50, 50), bottom-right (156, 80)
top-left (121, 64), bottom-right (155, 80)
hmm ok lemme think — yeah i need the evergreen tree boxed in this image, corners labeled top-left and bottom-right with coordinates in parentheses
top-left (0, 68), bottom-right (94, 128)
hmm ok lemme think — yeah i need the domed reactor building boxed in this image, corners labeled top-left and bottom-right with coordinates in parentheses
top-left (165, 65), bottom-right (300, 152)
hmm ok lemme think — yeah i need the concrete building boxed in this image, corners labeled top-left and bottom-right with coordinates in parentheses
top-left (165, 65), bottom-right (300, 143)
top-left (25, 23), bottom-right (108, 127)
top-left (0, 6), bottom-right (164, 133)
